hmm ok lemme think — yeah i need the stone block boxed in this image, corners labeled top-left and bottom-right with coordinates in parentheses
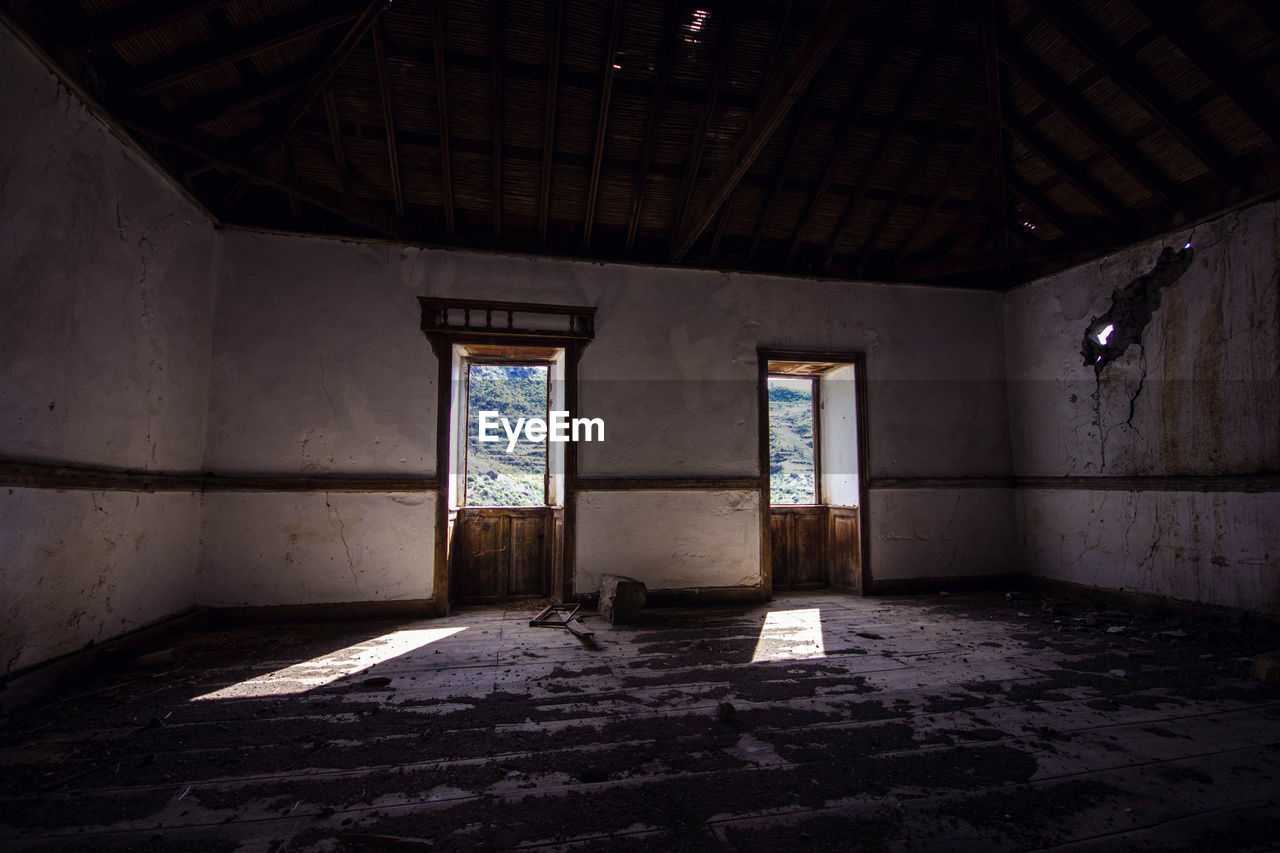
top-left (1253, 651), bottom-right (1280, 685)
top-left (598, 574), bottom-right (647, 624)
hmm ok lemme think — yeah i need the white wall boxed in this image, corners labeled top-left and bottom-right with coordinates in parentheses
top-left (1006, 201), bottom-right (1280, 612)
top-left (0, 24), bottom-right (215, 673)
top-left (205, 230), bottom-right (1015, 600)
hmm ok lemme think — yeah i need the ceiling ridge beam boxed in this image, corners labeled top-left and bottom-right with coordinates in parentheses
top-left (583, 0), bottom-right (625, 248)
top-left (820, 3), bottom-right (961, 272)
top-left (849, 58), bottom-right (981, 277)
top-left (1028, 0), bottom-right (1237, 181)
top-left (539, 0), bottom-right (564, 243)
top-left (669, 0), bottom-right (860, 263)
top-left (433, 0), bottom-right (454, 237)
top-left (888, 122), bottom-right (987, 275)
top-left (221, 0), bottom-right (392, 210)
top-left (669, 6), bottom-right (740, 247)
top-left (1128, 0), bottom-right (1280, 147)
top-left (491, 0), bottom-right (504, 238)
top-left (372, 17), bottom-right (402, 217)
top-left (128, 0), bottom-right (365, 96)
top-left (625, 4), bottom-right (680, 251)
top-left (996, 38), bottom-right (1177, 204)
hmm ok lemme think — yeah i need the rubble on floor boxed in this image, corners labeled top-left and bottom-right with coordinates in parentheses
top-left (1, 591), bottom-right (1278, 851)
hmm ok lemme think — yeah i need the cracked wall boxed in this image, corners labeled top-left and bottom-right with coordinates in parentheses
top-left (1006, 201), bottom-right (1280, 612)
top-left (0, 25), bottom-right (216, 673)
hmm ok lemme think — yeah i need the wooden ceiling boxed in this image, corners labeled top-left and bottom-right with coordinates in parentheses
top-left (6, 0), bottom-right (1280, 287)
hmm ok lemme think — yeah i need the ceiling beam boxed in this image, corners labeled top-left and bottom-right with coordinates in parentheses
top-left (583, 0), bottom-right (624, 248)
top-left (997, 39), bottom-right (1177, 204)
top-left (982, 0), bottom-right (1009, 250)
top-left (820, 4), bottom-right (958, 271)
top-left (117, 108), bottom-right (405, 240)
top-left (1240, 0), bottom-right (1280, 36)
top-left (1028, 0), bottom-right (1236, 180)
top-left (73, 0), bottom-right (234, 52)
top-left (901, 147), bottom-right (1280, 281)
top-left (491, 0), bottom-right (504, 238)
top-left (887, 122), bottom-right (986, 275)
top-left (670, 6), bottom-right (739, 245)
top-left (1007, 171), bottom-right (1083, 236)
top-left (433, 0), bottom-right (454, 237)
top-left (322, 89), bottom-right (351, 195)
top-left (170, 65), bottom-right (312, 126)
top-left (669, 0), bottom-right (859, 263)
top-left (747, 83), bottom-right (820, 260)
top-left (849, 60), bottom-right (979, 276)
top-left (127, 0), bottom-right (365, 96)
top-left (784, 18), bottom-right (898, 264)
top-left (221, 0), bottom-right (391, 209)
top-left (1128, 0), bottom-right (1280, 147)
top-left (625, 5), bottom-right (678, 251)
top-left (539, 0), bottom-right (563, 243)
top-left (372, 18), bottom-right (402, 217)
top-left (1003, 111), bottom-right (1127, 222)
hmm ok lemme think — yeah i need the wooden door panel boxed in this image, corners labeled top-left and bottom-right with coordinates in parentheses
top-left (508, 513), bottom-right (547, 596)
top-left (792, 508), bottom-right (827, 588)
top-left (770, 511), bottom-right (792, 589)
top-left (830, 507), bottom-right (861, 593)
top-left (457, 513), bottom-right (508, 602)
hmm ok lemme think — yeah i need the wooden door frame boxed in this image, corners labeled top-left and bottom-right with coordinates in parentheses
top-left (421, 299), bottom-right (595, 613)
top-left (758, 348), bottom-right (872, 595)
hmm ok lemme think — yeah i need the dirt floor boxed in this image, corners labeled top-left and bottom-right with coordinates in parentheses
top-left (1, 590), bottom-right (1278, 851)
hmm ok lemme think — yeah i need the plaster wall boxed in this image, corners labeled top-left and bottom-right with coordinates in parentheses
top-left (205, 230), bottom-right (1015, 601)
top-left (0, 24), bottom-right (215, 672)
top-left (1006, 201), bottom-right (1280, 611)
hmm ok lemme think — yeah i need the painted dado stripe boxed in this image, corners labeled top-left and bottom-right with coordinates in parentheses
top-left (0, 462), bottom-right (440, 493)
top-left (871, 475), bottom-right (1280, 492)
top-left (573, 477), bottom-right (763, 491)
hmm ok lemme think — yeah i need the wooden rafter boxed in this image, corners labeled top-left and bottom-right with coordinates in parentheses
top-left (128, 0), bottom-right (364, 96)
top-left (747, 83), bottom-right (820, 260)
top-left (784, 20), bottom-right (898, 265)
top-left (1028, 0), bottom-right (1235, 180)
top-left (625, 4), bottom-right (678, 251)
top-left (433, 0), bottom-right (454, 236)
top-left (73, 0), bottom-right (233, 52)
top-left (997, 39), bottom-right (1176, 204)
top-left (116, 108), bottom-right (404, 239)
top-left (1007, 171), bottom-right (1081, 235)
top-left (583, 0), bottom-right (624, 248)
top-left (1003, 111), bottom-right (1126, 222)
top-left (888, 122), bottom-right (986, 274)
top-left (849, 60), bottom-right (979, 277)
top-left (170, 65), bottom-right (311, 125)
top-left (670, 6), bottom-right (739, 244)
top-left (491, 0), bottom-right (504, 238)
top-left (820, 5), bottom-right (957, 271)
top-left (222, 0), bottom-right (391, 209)
top-left (1128, 0), bottom-right (1280, 147)
top-left (539, 0), bottom-right (564, 242)
top-left (372, 17), bottom-right (402, 217)
top-left (323, 89), bottom-right (350, 195)
top-left (982, 0), bottom-right (1009, 250)
top-left (670, 0), bottom-right (859, 263)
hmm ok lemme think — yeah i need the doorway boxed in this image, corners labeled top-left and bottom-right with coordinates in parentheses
top-left (447, 346), bottom-right (565, 604)
top-left (760, 352), bottom-right (869, 595)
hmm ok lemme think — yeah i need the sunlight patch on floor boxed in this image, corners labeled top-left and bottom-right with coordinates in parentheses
top-left (193, 626), bottom-right (468, 700)
top-left (751, 608), bottom-right (825, 662)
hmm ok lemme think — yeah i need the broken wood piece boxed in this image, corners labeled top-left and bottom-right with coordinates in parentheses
top-left (1254, 650), bottom-right (1280, 685)
top-left (598, 573), bottom-right (646, 624)
top-left (335, 832), bottom-right (433, 849)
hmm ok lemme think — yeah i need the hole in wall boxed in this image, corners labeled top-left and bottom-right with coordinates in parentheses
top-left (1081, 245), bottom-right (1195, 372)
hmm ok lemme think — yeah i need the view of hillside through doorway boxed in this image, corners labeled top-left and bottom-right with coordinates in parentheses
top-left (447, 345), bottom-right (565, 604)
top-left (761, 352), bottom-right (869, 595)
